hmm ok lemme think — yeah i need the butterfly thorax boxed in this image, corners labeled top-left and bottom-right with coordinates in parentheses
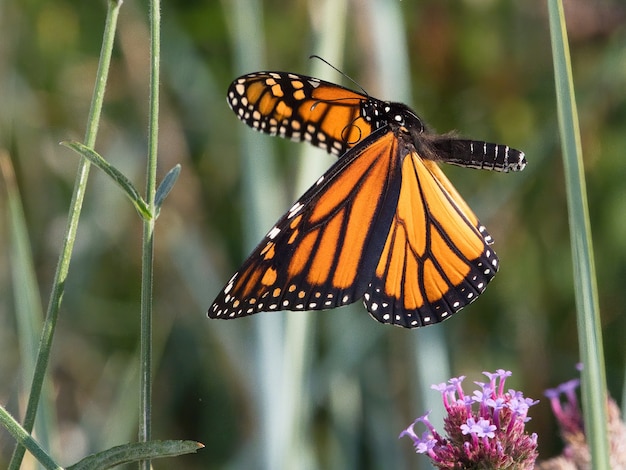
top-left (361, 99), bottom-right (425, 134)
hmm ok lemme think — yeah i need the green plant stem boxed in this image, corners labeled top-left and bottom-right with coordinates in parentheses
top-left (8, 1), bottom-right (121, 468)
top-left (0, 406), bottom-right (62, 470)
top-left (547, 0), bottom-right (610, 468)
top-left (138, 0), bottom-right (160, 468)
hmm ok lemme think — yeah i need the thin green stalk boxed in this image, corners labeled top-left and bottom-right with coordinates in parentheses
top-left (547, 0), bottom-right (610, 468)
top-left (0, 407), bottom-right (62, 470)
top-left (138, 0), bottom-right (160, 468)
top-left (8, 1), bottom-right (121, 468)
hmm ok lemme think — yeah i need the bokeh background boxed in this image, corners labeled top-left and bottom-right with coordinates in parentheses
top-left (1, 0), bottom-right (625, 468)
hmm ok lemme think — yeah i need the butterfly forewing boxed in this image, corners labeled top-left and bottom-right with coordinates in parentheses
top-left (209, 130), bottom-right (401, 319)
top-left (227, 72), bottom-right (375, 156)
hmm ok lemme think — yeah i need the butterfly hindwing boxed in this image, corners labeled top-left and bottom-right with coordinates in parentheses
top-left (423, 159), bottom-right (494, 245)
top-left (209, 129), bottom-right (402, 319)
top-left (363, 135), bottom-right (498, 328)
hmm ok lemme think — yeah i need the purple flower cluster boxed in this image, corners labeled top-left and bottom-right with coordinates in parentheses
top-left (400, 370), bottom-right (539, 469)
top-left (540, 376), bottom-right (626, 469)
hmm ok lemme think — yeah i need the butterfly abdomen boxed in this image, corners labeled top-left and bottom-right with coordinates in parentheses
top-left (432, 138), bottom-right (527, 172)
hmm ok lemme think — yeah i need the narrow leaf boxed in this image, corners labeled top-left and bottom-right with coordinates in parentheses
top-left (547, 0), bottom-right (610, 468)
top-left (67, 440), bottom-right (204, 470)
top-left (0, 152), bottom-right (55, 451)
top-left (62, 141), bottom-right (152, 220)
top-left (155, 164), bottom-right (181, 214)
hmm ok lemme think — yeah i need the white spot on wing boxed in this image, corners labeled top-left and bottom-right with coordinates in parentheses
top-left (268, 226), bottom-right (281, 239)
top-left (288, 202), bottom-right (304, 218)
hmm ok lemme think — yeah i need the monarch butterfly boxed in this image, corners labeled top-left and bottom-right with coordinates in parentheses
top-left (209, 71), bottom-right (526, 328)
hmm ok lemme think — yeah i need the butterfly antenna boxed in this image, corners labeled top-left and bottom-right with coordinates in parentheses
top-left (309, 54), bottom-right (370, 97)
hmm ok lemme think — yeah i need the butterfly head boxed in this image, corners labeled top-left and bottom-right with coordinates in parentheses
top-left (360, 100), bottom-right (425, 134)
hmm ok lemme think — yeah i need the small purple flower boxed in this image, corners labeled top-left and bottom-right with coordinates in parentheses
top-left (400, 370), bottom-right (539, 469)
top-left (399, 414), bottom-right (441, 459)
top-left (460, 417), bottom-right (477, 436)
top-left (432, 376), bottom-right (467, 411)
top-left (544, 378), bottom-right (583, 435)
top-left (461, 417), bottom-right (496, 438)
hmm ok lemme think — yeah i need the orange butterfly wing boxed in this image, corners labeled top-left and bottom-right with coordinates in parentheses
top-left (423, 159), bottom-right (494, 245)
top-left (227, 72), bottom-right (375, 156)
top-left (210, 129), bottom-right (401, 318)
top-left (210, 126), bottom-right (498, 327)
top-left (363, 138), bottom-right (497, 327)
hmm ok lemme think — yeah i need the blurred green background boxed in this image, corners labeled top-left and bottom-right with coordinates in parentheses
top-left (1, 0), bottom-right (625, 468)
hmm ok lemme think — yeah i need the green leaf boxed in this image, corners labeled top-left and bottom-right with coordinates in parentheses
top-left (155, 164), bottom-right (181, 215)
top-left (547, 0), bottom-right (610, 468)
top-left (0, 152), bottom-right (56, 452)
top-left (61, 141), bottom-right (153, 220)
top-left (67, 440), bottom-right (204, 470)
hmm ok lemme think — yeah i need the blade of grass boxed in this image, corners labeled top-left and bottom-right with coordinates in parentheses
top-left (8, 1), bottom-right (122, 468)
top-left (547, 1), bottom-right (610, 468)
top-left (1, 151), bottom-right (56, 461)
